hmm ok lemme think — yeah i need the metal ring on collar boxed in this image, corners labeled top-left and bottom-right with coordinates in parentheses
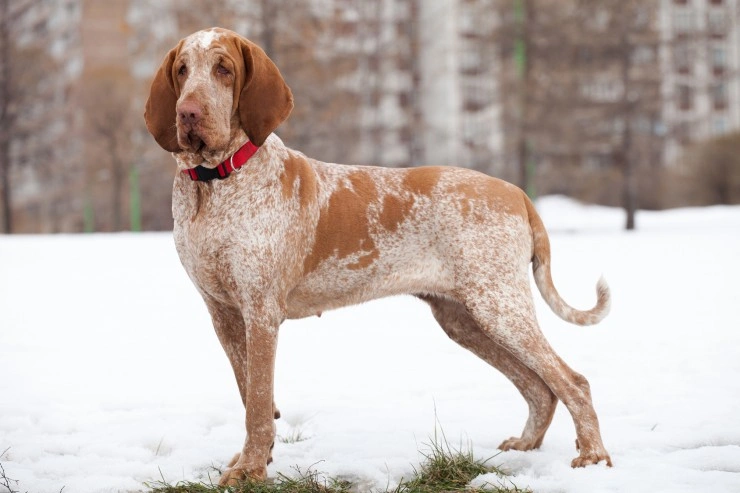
top-left (230, 154), bottom-right (241, 173)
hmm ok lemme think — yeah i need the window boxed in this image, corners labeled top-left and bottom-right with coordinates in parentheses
top-left (675, 121), bottom-right (692, 144)
top-left (584, 154), bottom-right (613, 170)
top-left (708, 10), bottom-right (726, 38)
top-left (677, 85), bottom-right (693, 110)
top-left (674, 43), bottom-right (691, 74)
top-left (460, 39), bottom-right (482, 74)
top-left (632, 46), bottom-right (654, 64)
top-left (712, 116), bottom-right (728, 135)
top-left (711, 44), bottom-right (726, 75)
top-left (673, 10), bottom-right (695, 36)
top-left (582, 76), bottom-right (623, 102)
top-left (711, 83), bottom-right (728, 110)
top-left (461, 77), bottom-right (493, 111)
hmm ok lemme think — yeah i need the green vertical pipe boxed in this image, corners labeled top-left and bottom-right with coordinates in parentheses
top-left (83, 194), bottom-right (94, 233)
top-left (514, 0), bottom-right (526, 80)
top-left (129, 166), bottom-right (141, 232)
top-left (514, 0), bottom-right (536, 200)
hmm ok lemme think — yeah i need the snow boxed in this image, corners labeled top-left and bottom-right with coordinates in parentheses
top-left (1, 196), bottom-right (739, 493)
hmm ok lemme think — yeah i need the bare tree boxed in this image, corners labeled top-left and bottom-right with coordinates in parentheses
top-left (494, 0), bottom-right (585, 191)
top-left (682, 131), bottom-right (740, 205)
top-left (0, 0), bottom-right (81, 233)
top-left (572, 0), bottom-right (662, 230)
top-left (513, 0), bottom-right (533, 196)
top-left (85, 72), bottom-right (138, 231)
top-left (0, 0), bottom-right (35, 233)
top-left (494, 0), bottom-right (662, 229)
top-left (0, 0), bottom-right (9, 233)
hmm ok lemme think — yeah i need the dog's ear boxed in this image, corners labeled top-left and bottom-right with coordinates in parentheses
top-left (235, 37), bottom-right (293, 147)
top-left (144, 44), bottom-right (182, 152)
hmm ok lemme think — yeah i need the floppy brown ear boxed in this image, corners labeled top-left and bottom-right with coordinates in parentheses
top-left (236, 38), bottom-right (293, 147)
top-left (144, 45), bottom-right (181, 152)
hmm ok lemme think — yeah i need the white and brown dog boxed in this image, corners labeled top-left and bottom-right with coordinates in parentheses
top-left (144, 27), bottom-right (612, 485)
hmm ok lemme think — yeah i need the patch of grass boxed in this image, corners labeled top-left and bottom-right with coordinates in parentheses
top-left (144, 429), bottom-right (529, 493)
top-left (277, 428), bottom-right (310, 444)
top-left (145, 467), bottom-right (351, 493)
top-left (394, 428), bottom-right (529, 493)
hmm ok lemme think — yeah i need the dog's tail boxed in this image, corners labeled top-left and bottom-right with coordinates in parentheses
top-left (523, 194), bottom-right (611, 326)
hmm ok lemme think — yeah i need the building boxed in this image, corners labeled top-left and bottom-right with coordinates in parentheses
top-left (661, 0), bottom-right (740, 165)
top-left (6, 0), bottom-right (83, 233)
top-left (4, 0), bottom-right (740, 233)
top-left (417, 0), bottom-right (504, 175)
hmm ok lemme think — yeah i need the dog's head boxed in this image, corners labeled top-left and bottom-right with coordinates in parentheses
top-left (144, 27), bottom-right (293, 162)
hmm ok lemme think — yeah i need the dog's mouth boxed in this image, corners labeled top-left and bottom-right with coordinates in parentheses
top-left (177, 129), bottom-right (208, 154)
top-left (186, 132), bottom-right (207, 153)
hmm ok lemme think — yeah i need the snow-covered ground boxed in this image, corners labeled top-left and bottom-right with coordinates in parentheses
top-left (1, 196), bottom-right (739, 493)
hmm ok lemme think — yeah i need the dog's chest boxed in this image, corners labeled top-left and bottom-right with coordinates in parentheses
top-left (172, 174), bottom-right (311, 305)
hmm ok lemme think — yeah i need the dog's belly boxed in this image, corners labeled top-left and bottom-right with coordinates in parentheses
top-left (284, 248), bottom-right (452, 319)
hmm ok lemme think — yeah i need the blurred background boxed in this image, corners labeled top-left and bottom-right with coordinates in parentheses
top-left (1, 0), bottom-right (739, 234)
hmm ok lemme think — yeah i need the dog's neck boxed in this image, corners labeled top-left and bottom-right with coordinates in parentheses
top-left (171, 133), bottom-right (288, 224)
top-left (172, 129), bottom-right (251, 172)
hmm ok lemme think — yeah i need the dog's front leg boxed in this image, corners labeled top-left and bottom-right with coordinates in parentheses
top-left (219, 311), bottom-right (279, 486)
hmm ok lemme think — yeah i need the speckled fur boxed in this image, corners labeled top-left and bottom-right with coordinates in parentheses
top-left (145, 28), bottom-right (613, 485)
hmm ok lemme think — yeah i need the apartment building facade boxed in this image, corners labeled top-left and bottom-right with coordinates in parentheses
top-left (5, 0), bottom-right (739, 232)
top-left (662, 0), bottom-right (740, 164)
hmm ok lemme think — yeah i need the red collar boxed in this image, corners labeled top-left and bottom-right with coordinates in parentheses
top-left (182, 141), bottom-right (260, 181)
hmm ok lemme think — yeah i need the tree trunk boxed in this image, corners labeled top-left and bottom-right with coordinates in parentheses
top-left (111, 159), bottom-right (125, 231)
top-left (622, 144), bottom-right (637, 230)
top-left (0, 0), bottom-right (11, 233)
top-left (514, 0), bottom-right (533, 196)
top-left (407, 0), bottom-right (423, 167)
top-left (260, 0), bottom-right (276, 60)
top-left (0, 137), bottom-right (10, 234)
top-left (619, 30), bottom-right (637, 231)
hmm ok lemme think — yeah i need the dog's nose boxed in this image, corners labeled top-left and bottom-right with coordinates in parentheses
top-left (178, 100), bottom-right (202, 126)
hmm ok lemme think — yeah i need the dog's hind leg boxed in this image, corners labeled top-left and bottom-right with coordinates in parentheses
top-left (459, 283), bottom-right (612, 467)
top-left (420, 295), bottom-right (558, 451)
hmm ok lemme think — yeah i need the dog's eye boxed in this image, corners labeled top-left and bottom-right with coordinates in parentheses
top-left (217, 64), bottom-right (230, 76)
top-left (178, 64), bottom-right (187, 76)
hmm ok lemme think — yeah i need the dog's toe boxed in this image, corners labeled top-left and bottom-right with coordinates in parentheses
top-left (570, 451), bottom-right (612, 468)
top-left (218, 463), bottom-right (268, 486)
top-left (498, 436), bottom-right (539, 451)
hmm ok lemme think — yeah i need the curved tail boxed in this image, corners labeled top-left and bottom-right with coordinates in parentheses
top-left (523, 195), bottom-right (611, 326)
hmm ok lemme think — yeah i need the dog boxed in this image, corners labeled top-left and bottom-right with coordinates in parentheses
top-left (144, 27), bottom-right (612, 485)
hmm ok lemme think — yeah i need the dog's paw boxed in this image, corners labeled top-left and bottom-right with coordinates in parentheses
top-left (498, 436), bottom-right (539, 451)
top-left (218, 463), bottom-right (268, 486)
top-left (570, 450), bottom-right (613, 468)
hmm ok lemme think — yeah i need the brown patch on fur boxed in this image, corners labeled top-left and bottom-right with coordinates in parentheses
top-left (280, 154), bottom-right (318, 208)
top-left (450, 177), bottom-right (528, 221)
top-left (303, 171), bottom-right (380, 273)
top-left (379, 193), bottom-right (415, 233)
top-left (401, 166), bottom-right (442, 197)
top-left (374, 166), bottom-right (439, 232)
